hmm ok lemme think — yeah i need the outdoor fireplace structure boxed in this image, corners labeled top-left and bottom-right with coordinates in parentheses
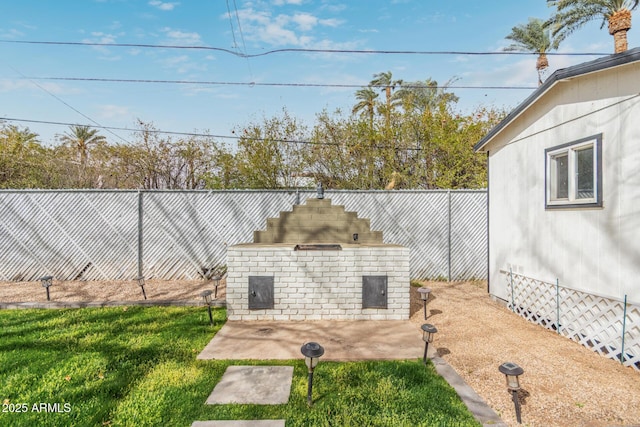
top-left (226, 195), bottom-right (410, 321)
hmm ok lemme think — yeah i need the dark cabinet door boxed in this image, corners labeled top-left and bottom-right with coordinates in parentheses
top-left (362, 275), bottom-right (388, 309)
top-left (249, 276), bottom-right (274, 310)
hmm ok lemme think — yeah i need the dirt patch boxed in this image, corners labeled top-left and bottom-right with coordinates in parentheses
top-left (1, 279), bottom-right (639, 426)
top-left (0, 278), bottom-right (226, 303)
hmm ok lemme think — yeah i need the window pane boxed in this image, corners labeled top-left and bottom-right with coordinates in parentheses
top-left (576, 146), bottom-right (594, 199)
top-left (552, 153), bottom-right (568, 199)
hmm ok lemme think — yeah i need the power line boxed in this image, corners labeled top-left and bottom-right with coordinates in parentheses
top-left (0, 116), bottom-right (426, 150)
top-left (5, 66), bottom-right (131, 145)
top-left (0, 39), bottom-right (610, 58)
top-left (24, 76), bottom-right (537, 90)
top-left (232, 0), bottom-right (253, 78)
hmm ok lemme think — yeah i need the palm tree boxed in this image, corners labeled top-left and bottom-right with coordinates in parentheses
top-left (0, 125), bottom-right (39, 154)
top-left (370, 71), bottom-right (403, 126)
top-left (504, 18), bottom-right (557, 86)
top-left (546, 0), bottom-right (640, 53)
top-left (352, 87), bottom-right (379, 126)
top-left (59, 125), bottom-right (106, 167)
top-left (393, 78), bottom-right (460, 112)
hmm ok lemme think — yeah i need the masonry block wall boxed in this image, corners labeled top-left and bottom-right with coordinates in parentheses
top-left (226, 244), bottom-right (410, 321)
top-left (253, 198), bottom-right (383, 244)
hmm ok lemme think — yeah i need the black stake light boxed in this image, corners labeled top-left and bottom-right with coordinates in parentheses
top-left (137, 276), bottom-right (147, 300)
top-left (417, 287), bottom-right (431, 320)
top-left (316, 182), bottom-right (324, 199)
top-left (421, 323), bottom-right (437, 364)
top-left (301, 342), bottom-right (324, 406)
top-left (212, 275), bottom-right (221, 299)
top-left (39, 276), bottom-right (53, 301)
top-left (499, 362), bottom-right (524, 424)
top-left (200, 290), bottom-right (214, 325)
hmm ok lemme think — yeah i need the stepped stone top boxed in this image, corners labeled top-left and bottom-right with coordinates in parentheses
top-left (253, 198), bottom-right (383, 244)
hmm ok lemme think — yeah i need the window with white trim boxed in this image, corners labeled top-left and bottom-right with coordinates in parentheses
top-left (545, 134), bottom-right (602, 209)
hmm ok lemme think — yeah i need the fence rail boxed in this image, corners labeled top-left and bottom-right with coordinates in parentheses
top-left (0, 189), bottom-right (488, 282)
top-left (502, 269), bottom-right (640, 371)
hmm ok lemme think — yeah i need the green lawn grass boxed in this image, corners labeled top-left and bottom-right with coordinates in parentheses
top-left (0, 307), bottom-right (480, 427)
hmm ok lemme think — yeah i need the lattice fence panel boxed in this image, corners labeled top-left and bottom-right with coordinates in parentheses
top-left (559, 289), bottom-right (625, 360)
top-left (623, 305), bottom-right (640, 369)
top-left (506, 272), bottom-right (558, 330)
top-left (0, 191), bottom-right (138, 281)
top-left (501, 270), bottom-right (640, 371)
top-left (142, 191), bottom-right (302, 280)
top-left (325, 191), bottom-right (450, 279)
top-left (450, 191), bottom-right (487, 280)
top-left (0, 189), bottom-right (487, 282)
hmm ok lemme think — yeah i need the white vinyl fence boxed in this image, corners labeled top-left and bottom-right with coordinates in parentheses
top-left (0, 189), bottom-right (487, 282)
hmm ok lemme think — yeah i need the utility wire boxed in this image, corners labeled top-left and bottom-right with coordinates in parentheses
top-left (0, 39), bottom-right (610, 58)
top-left (24, 76), bottom-right (537, 90)
top-left (231, 0), bottom-right (253, 77)
top-left (5, 65), bottom-right (131, 145)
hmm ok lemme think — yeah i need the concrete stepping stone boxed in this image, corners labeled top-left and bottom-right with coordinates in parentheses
top-left (192, 421), bottom-right (285, 427)
top-left (205, 365), bottom-right (294, 405)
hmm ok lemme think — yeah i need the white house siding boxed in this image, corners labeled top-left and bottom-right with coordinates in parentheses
top-left (488, 62), bottom-right (640, 303)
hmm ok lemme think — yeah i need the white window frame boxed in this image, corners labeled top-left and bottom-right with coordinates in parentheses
top-left (545, 134), bottom-right (602, 209)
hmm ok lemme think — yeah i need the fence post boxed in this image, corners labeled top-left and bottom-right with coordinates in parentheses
top-left (509, 267), bottom-right (515, 312)
top-left (137, 191), bottom-right (143, 279)
top-left (556, 278), bottom-right (560, 334)
top-left (447, 190), bottom-right (452, 282)
top-left (620, 294), bottom-right (628, 365)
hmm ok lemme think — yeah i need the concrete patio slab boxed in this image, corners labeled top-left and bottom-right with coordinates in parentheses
top-left (205, 366), bottom-right (294, 405)
top-left (197, 320), bottom-right (424, 361)
top-left (192, 421), bottom-right (285, 427)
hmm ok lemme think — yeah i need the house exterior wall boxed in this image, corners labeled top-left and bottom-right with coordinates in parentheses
top-left (487, 62), bottom-right (640, 302)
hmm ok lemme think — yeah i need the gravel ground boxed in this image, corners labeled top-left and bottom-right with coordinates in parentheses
top-left (409, 280), bottom-right (640, 427)
top-left (1, 278), bottom-right (639, 426)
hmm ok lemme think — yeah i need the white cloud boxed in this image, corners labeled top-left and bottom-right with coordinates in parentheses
top-left (319, 18), bottom-right (342, 27)
top-left (161, 27), bottom-right (203, 45)
top-left (97, 104), bottom-right (133, 120)
top-left (0, 79), bottom-right (75, 95)
top-left (292, 13), bottom-right (318, 31)
top-left (81, 32), bottom-right (123, 59)
top-left (0, 28), bottom-right (25, 39)
top-left (231, 7), bottom-right (345, 47)
top-left (149, 1), bottom-right (179, 11)
top-left (160, 54), bottom-right (207, 74)
top-left (273, 0), bottom-right (303, 5)
top-left (88, 31), bottom-right (117, 44)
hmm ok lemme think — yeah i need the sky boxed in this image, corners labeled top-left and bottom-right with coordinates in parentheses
top-left (0, 0), bottom-right (636, 146)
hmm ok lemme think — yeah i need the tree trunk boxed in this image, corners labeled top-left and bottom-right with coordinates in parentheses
top-left (536, 53), bottom-right (549, 72)
top-left (608, 9), bottom-right (632, 53)
top-left (536, 53), bottom-right (549, 86)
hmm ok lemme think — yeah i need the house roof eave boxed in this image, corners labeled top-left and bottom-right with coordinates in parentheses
top-left (474, 47), bottom-right (640, 153)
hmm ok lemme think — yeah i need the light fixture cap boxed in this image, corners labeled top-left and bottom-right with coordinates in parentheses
top-left (301, 342), bottom-right (325, 359)
top-left (421, 323), bottom-right (437, 342)
top-left (498, 362), bottom-right (524, 377)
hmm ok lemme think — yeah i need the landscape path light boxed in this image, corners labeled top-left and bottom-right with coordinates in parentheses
top-left (39, 276), bottom-right (53, 301)
top-left (417, 287), bottom-right (431, 320)
top-left (137, 276), bottom-right (147, 300)
top-left (212, 275), bottom-right (221, 299)
top-left (300, 341), bottom-right (324, 406)
top-left (499, 362), bottom-right (524, 424)
top-left (200, 289), bottom-right (214, 326)
top-left (421, 323), bottom-right (437, 364)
